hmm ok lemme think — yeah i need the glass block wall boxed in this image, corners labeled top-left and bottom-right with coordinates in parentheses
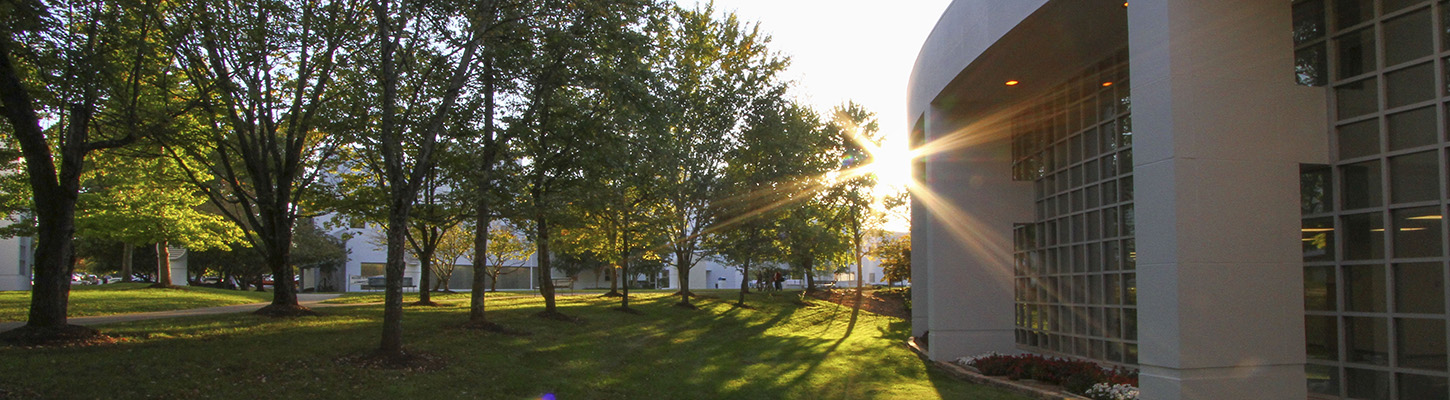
top-left (1011, 49), bottom-right (1137, 366)
top-left (1298, 0), bottom-right (1450, 398)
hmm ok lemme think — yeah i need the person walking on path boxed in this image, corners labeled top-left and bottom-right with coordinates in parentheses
top-left (773, 271), bottom-right (784, 291)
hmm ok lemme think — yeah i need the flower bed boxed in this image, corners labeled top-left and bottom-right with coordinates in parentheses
top-left (954, 353), bottom-right (1139, 400)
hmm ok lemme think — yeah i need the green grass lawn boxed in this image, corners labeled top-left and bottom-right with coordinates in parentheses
top-left (0, 290), bottom-right (1028, 400)
top-left (0, 283), bottom-right (275, 322)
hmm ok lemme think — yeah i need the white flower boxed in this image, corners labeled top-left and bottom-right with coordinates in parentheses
top-left (952, 351), bottom-right (1004, 367)
top-left (1085, 383), bottom-right (1139, 400)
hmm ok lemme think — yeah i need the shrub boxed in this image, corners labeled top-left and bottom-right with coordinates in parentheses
top-left (953, 352), bottom-right (1139, 398)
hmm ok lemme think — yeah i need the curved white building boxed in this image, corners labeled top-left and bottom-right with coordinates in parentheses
top-left (910, 1), bottom-right (1446, 399)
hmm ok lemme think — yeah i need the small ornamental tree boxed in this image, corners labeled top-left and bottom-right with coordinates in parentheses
top-left (428, 222), bottom-right (474, 292)
top-left (480, 221), bottom-right (533, 292)
top-left (868, 232), bottom-right (910, 285)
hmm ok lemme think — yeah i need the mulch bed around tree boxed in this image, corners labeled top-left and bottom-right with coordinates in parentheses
top-left (456, 320), bottom-right (532, 336)
top-left (339, 350), bottom-right (447, 372)
top-left (808, 289), bottom-right (910, 319)
top-left (0, 325), bottom-right (119, 348)
top-left (611, 306), bottom-right (644, 315)
top-left (534, 310), bottom-right (586, 324)
top-left (252, 304), bottom-right (320, 317)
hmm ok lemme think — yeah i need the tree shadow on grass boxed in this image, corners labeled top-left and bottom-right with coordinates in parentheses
top-left (0, 292), bottom-right (1010, 399)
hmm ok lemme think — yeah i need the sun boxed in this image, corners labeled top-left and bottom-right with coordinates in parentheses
top-left (869, 137), bottom-right (914, 193)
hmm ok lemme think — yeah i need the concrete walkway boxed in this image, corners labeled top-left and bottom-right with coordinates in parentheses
top-left (0, 293), bottom-right (343, 331)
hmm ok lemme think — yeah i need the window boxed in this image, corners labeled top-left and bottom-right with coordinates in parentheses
top-left (1304, 0), bottom-right (1450, 396)
top-left (360, 263), bottom-right (385, 277)
top-left (1012, 49), bottom-right (1135, 366)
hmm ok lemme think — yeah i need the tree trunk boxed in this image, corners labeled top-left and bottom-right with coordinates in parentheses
top-left (439, 267), bottom-right (451, 292)
top-left (620, 263), bottom-right (630, 309)
top-left (1, 40), bottom-right (100, 333)
top-left (853, 212), bottom-right (864, 291)
top-left (418, 256), bottom-right (433, 303)
top-left (675, 249), bottom-right (692, 307)
top-left (737, 259), bottom-right (749, 306)
top-left (121, 244), bottom-right (133, 282)
top-left (620, 235), bottom-right (630, 309)
top-left (804, 258), bottom-right (815, 291)
top-left (468, 54), bottom-right (496, 323)
top-left (608, 266), bottom-right (618, 294)
top-left (26, 202), bottom-right (78, 329)
top-left (380, 207), bottom-right (410, 354)
top-left (156, 242), bottom-right (171, 286)
top-left (260, 229), bottom-right (301, 304)
top-left (535, 207), bottom-right (557, 313)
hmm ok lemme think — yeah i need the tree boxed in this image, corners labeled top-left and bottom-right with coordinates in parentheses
top-left (709, 96), bottom-right (836, 306)
top-left (404, 171), bottom-right (468, 304)
top-left (161, 0), bottom-right (367, 316)
top-left (0, 0), bottom-right (173, 341)
top-left (75, 147), bottom-right (246, 288)
top-left (459, 0), bottom-right (530, 329)
top-left (479, 221), bottom-right (532, 292)
top-left (826, 101), bottom-right (884, 299)
top-left (780, 199), bottom-right (849, 291)
top-left (290, 217), bottom-right (346, 292)
top-left (428, 221), bottom-right (474, 293)
top-left (368, 0), bottom-right (493, 357)
top-left (648, 3), bottom-right (787, 308)
top-left (869, 232), bottom-right (910, 285)
top-left (188, 245), bottom-right (266, 289)
top-left (510, 0), bottom-right (654, 317)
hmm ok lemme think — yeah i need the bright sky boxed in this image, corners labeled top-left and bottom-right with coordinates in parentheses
top-left (683, 0), bottom-right (954, 232)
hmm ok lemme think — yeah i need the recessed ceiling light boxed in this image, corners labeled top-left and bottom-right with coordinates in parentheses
top-left (1102, 82), bottom-right (1113, 87)
top-left (1005, 80), bottom-right (1020, 86)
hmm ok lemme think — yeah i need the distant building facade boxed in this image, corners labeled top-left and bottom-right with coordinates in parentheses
top-left (0, 234), bottom-right (32, 291)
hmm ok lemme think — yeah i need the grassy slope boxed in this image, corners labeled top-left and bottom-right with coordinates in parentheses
top-left (0, 290), bottom-right (1027, 400)
top-left (0, 283), bottom-right (275, 322)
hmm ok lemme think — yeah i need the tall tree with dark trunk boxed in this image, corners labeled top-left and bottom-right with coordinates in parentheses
top-left (0, 0), bottom-right (171, 341)
top-left (161, 0), bottom-right (367, 316)
top-left (368, 0), bottom-right (490, 357)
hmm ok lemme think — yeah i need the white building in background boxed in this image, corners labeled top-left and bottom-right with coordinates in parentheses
top-left (0, 235), bottom-right (32, 291)
top-left (0, 216), bottom-right (31, 291)
top-left (336, 223), bottom-right (679, 292)
top-left (334, 224), bottom-right (901, 293)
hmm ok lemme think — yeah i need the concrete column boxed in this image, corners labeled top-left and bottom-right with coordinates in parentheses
top-left (1128, 0), bottom-right (1327, 398)
top-left (911, 115), bottom-right (931, 339)
top-left (922, 105), bottom-right (1035, 361)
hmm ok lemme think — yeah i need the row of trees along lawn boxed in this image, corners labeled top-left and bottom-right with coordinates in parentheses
top-left (0, 0), bottom-right (902, 357)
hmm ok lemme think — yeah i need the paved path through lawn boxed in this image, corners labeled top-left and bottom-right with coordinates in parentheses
top-left (0, 293), bottom-right (343, 331)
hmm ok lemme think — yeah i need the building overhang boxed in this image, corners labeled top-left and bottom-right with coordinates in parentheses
top-left (908, 0), bottom-right (1128, 129)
